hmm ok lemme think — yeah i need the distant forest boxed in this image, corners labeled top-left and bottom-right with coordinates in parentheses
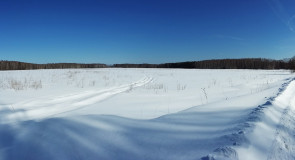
top-left (0, 61), bottom-right (106, 70)
top-left (1, 58), bottom-right (295, 70)
top-left (115, 58), bottom-right (295, 70)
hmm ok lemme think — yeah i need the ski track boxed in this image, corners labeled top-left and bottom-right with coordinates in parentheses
top-left (4, 76), bottom-right (153, 122)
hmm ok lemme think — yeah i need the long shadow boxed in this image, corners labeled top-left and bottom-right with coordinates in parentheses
top-left (0, 107), bottom-right (258, 160)
top-left (1, 77), bottom-right (294, 160)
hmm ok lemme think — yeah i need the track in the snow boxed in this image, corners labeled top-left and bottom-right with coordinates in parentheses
top-left (4, 76), bottom-right (153, 122)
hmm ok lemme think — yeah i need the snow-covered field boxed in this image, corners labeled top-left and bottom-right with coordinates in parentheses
top-left (0, 68), bottom-right (294, 160)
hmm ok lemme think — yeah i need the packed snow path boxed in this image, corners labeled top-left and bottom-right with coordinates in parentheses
top-left (0, 69), bottom-right (294, 160)
top-left (2, 76), bottom-right (153, 122)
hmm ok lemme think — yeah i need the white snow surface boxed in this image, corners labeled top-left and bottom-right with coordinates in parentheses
top-left (0, 68), bottom-right (294, 160)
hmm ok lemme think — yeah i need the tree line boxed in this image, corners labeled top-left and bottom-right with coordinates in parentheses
top-left (0, 61), bottom-right (107, 70)
top-left (114, 58), bottom-right (295, 70)
top-left (1, 58), bottom-right (295, 70)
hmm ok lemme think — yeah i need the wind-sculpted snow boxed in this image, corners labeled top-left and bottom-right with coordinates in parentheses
top-left (201, 77), bottom-right (295, 160)
top-left (0, 104), bottom-right (265, 159)
top-left (0, 69), bottom-right (294, 160)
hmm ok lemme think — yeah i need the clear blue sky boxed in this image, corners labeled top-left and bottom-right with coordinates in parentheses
top-left (0, 0), bottom-right (295, 64)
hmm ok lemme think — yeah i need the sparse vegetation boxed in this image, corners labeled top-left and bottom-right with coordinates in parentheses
top-left (0, 78), bottom-right (43, 91)
top-left (177, 83), bottom-right (186, 91)
top-left (201, 88), bottom-right (208, 103)
top-left (143, 83), bottom-right (167, 93)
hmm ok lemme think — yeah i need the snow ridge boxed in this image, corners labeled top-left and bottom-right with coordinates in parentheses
top-left (200, 77), bottom-right (295, 160)
top-left (266, 78), bottom-right (295, 160)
